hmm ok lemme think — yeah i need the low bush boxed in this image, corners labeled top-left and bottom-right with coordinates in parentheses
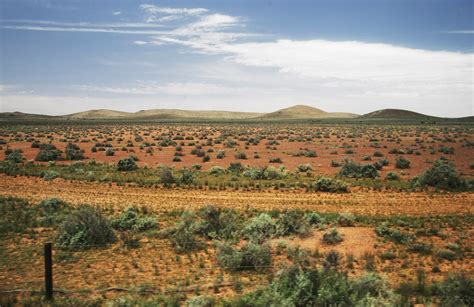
top-left (5, 150), bottom-right (24, 163)
top-left (375, 223), bottom-right (413, 244)
top-left (243, 213), bottom-right (276, 244)
top-left (322, 228), bottom-right (343, 244)
top-left (216, 242), bottom-right (271, 272)
top-left (385, 172), bottom-right (400, 180)
top-left (395, 157), bottom-right (411, 169)
top-left (338, 212), bottom-right (356, 227)
top-left (117, 156), bottom-right (138, 171)
top-left (314, 177), bottom-right (348, 193)
top-left (35, 144), bottom-right (62, 161)
top-left (65, 143), bottom-right (85, 160)
top-left (275, 210), bottom-right (311, 237)
top-left (338, 160), bottom-right (378, 178)
top-left (56, 205), bottom-right (116, 249)
top-left (415, 159), bottom-right (466, 190)
top-left (111, 207), bottom-right (158, 232)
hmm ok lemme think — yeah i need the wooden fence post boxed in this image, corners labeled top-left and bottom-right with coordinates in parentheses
top-left (44, 242), bottom-right (53, 300)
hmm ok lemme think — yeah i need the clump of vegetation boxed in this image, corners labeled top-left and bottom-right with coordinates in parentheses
top-left (338, 212), bottom-right (356, 227)
top-left (375, 223), bottom-right (413, 244)
top-left (385, 172), bottom-right (400, 180)
top-left (216, 242), bottom-right (271, 271)
top-left (4, 149), bottom-right (24, 163)
top-left (415, 159), bottom-right (466, 190)
top-left (314, 177), bottom-right (348, 193)
top-left (56, 205), bottom-right (116, 249)
top-left (395, 157), bottom-right (411, 169)
top-left (65, 143), bottom-right (85, 160)
top-left (194, 205), bottom-right (240, 241)
top-left (322, 228), bottom-right (343, 244)
top-left (167, 211), bottom-right (202, 252)
top-left (35, 144), bottom-right (62, 161)
top-left (36, 198), bottom-right (72, 227)
top-left (117, 156), bottom-right (138, 171)
top-left (243, 213), bottom-right (276, 244)
top-left (338, 160), bottom-right (378, 178)
top-left (275, 210), bottom-right (311, 237)
top-left (111, 207), bottom-right (158, 232)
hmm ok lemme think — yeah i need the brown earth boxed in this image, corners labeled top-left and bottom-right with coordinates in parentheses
top-left (0, 174), bottom-right (472, 216)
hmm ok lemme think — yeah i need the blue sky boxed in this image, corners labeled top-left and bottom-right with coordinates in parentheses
top-left (1, 0), bottom-right (473, 117)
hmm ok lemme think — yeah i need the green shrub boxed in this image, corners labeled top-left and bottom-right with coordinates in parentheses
top-left (375, 223), bottom-right (413, 244)
top-left (315, 177), bottom-right (348, 193)
top-left (437, 249), bottom-right (457, 261)
top-left (415, 159), bottom-right (466, 190)
top-left (105, 148), bottom-right (115, 156)
top-left (209, 166), bottom-right (225, 175)
top-left (168, 211), bottom-right (201, 252)
top-left (305, 212), bottom-right (326, 226)
top-left (385, 172), bottom-right (400, 180)
top-left (339, 160), bottom-right (378, 178)
top-left (158, 165), bottom-right (175, 186)
top-left (194, 205), bottom-right (240, 241)
top-left (395, 157), bottom-right (411, 169)
top-left (5, 150), bottom-right (24, 163)
top-left (117, 156), bottom-right (138, 171)
top-left (0, 196), bottom-right (32, 234)
top-left (175, 167), bottom-right (195, 185)
top-left (275, 210), bottom-right (311, 237)
top-left (65, 143), bottom-right (85, 160)
top-left (36, 198), bottom-right (72, 227)
top-left (338, 212), bottom-right (356, 227)
top-left (216, 150), bottom-right (225, 159)
top-left (216, 242), bottom-right (271, 272)
top-left (56, 205), bottom-right (116, 249)
top-left (111, 207), bottom-right (158, 232)
top-left (297, 164), bottom-right (312, 172)
top-left (234, 151), bottom-right (247, 159)
top-left (35, 144), bottom-right (62, 161)
top-left (243, 213), bottom-right (276, 244)
top-left (434, 274), bottom-right (473, 307)
top-left (322, 228), bottom-right (343, 245)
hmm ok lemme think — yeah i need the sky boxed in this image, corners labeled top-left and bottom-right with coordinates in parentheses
top-left (0, 0), bottom-right (473, 117)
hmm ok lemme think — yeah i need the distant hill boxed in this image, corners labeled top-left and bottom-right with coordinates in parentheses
top-left (66, 109), bottom-right (133, 119)
top-left (3, 105), bottom-right (471, 121)
top-left (0, 111), bottom-right (53, 119)
top-left (133, 109), bottom-right (263, 119)
top-left (360, 109), bottom-right (436, 120)
top-left (259, 105), bottom-right (358, 119)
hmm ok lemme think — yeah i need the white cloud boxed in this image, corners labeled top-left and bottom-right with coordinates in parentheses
top-left (140, 5), bottom-right (208, 16)
top-left (113, 11), bottom-right (122, 15)
top-left (441, 30), bottom-right (474, 34)
top-left (140, 4), bottom-right (208, 23)
top-left (133, 40), bottom-right (148, 45)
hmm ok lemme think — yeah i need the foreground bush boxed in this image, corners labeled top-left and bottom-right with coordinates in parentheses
top-left (111, 207), bottom-right (157, 232)
top-left (216, 242), bottom-right (271, 271)
top-left (314, 177), bottom-right (348, 193)
top-left (168, 211), bottom-right (201, 252)
top-left (243, 213), bottom-right (276, 244)
top-left (4, 150), bottom-right (24, 163)
top-left (229, 266), bottom-right (399, 306)
top-left (35, 144), bottom-right (62, 161)
top-left (56, 205), bottom-right (116, 249)
top-left (415, 159), bottom-right (466, 190)
top-left (117, 156), bottom-right (138, 171)
top-left (338, 160), bottom-right (378, 179)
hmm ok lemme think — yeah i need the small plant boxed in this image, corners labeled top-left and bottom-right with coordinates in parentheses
top-left (338, 212), bottom-right (356, 227)
top-left (234, 151), bottom-right (247, 160)
top-left (4, 150), bottom-right (24, 163)
top-left (315, 177), bottom-right (348, 193)
top-left (395, 157), bottom-right (411, 169)
top-left (56, 205), bottom-right (116, 249)
top-left (216, 242), bottom-right (271, 272)
top-left (322, 228), bottom-right (343, 245)
top-left (385, 172), bottom-right (400, 180)
top-left (65, 143), bottom-right (85, 160)
top-left (105, 148), bottom-right (115, 156)
top-left (35, 144), bottom-right (62, 161)
top-left (117, 156), bottom-right (138, 171)
top-left (111, 207), bottom-right (158, 232)
top-left (415, 159), bottom-right (466, 190)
